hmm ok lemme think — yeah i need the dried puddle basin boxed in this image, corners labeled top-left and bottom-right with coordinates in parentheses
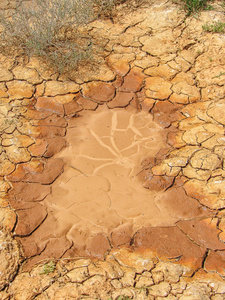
top-left (16, 106), bottom-right (205, 262)
top-left (45, 108), bottom-right (167, 241)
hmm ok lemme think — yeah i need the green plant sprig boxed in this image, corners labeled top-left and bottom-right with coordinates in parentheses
top-left (40, 260), bottom-right (56, 275)
top-left (180, 0), bottom-right (214, 16)
top-left (202, 21), bottom-right (225, 33)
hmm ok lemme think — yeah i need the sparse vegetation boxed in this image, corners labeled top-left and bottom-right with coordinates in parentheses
top-left (0, 0), bottom-right (94, 73)
top-left (94, 0), bottom-right (119, 17)
top-left (40, 260), bottom-right (56, 275)
top-left (202, 21), bottom-right (225, 33)
top-left (0, 0), bottom-right (220, 74)
top-left (180, 0), bottom-right (214, 15)
top-left (0, 0), bottom-right (128, 73)
top-left (212, 71), bottom-right (225, 79)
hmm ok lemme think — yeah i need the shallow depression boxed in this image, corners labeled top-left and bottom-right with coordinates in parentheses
top-left (36, 106), bottom-right (196, 258)
top-left (10, 105), bottom-right (208, 266)
top-left (45, 107), bottom-right (165, 232)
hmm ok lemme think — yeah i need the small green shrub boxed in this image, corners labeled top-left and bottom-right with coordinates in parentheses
top-left (202, 21), bottom-right (225, 33)
top-left (0, 0), bottom-right (134, 72)
top-left (40, 260), bottom-right (56, 275)
top-left (0, 0), bottom-right (94, 73)
top-left (180, 0), bottom-right (214, 15)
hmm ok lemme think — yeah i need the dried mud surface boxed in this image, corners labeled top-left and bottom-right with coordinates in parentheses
top-left (0, 0), bottom-right (225, 299)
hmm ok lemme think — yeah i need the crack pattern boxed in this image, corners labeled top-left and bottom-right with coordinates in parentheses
top-left (0, 0), bottom-right (225, 297)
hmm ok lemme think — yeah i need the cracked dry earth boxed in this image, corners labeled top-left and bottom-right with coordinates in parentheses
top-left (1, 0), bottom-right (225, 299)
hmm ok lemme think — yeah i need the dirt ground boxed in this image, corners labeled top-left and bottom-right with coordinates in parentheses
top-left (0, 0), bottom-right (225, 299)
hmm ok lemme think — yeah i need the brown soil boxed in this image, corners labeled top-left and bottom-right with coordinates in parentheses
top-left (1, 0), bottom-right (225, 298)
